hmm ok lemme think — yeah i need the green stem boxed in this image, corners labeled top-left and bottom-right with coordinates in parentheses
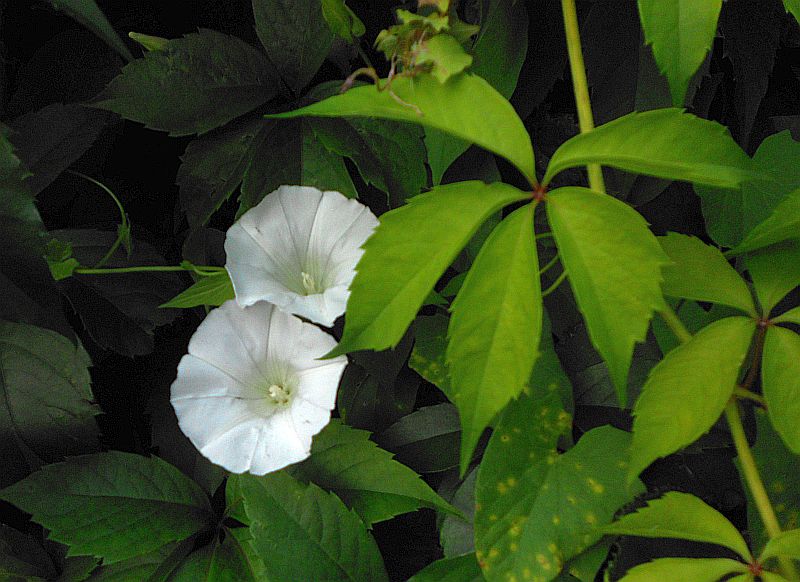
top-left (539, 252), bottom-right (561, 276)
top-left (75, 265), bottom-right (225, 276)
top-left (541, 269), bottom-right (567, 298)
top-left (733, 387), bottom-right (767, 408)
top-left (657, 307), bottom-right (693, 345)
top-left (560, 0), bottom-right (606, 194)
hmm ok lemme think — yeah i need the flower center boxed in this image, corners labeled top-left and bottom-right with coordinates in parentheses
top-left (301, 271), bottom-right (322, 295)
top-left (267, 383), bottom-right (292, 406)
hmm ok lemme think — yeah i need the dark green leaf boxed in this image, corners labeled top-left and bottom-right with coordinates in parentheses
top-left (542, 109), bottom-right (756, 189)
top-left (168, 535), bottom-right (257, 582)
top-left (475, 391), bottom-right (643, 582)
top-left (409, 313), bottom-right (452, 394)
top-left (763, 326), bottom-right (800, 454)
top-left (447, 203), bottom-right (542, 472)
top-left (84, 542), bottom-right (184, 582)
top-left (617, 557), bottom-right (748, 581)
top-left (658, 233), bottom-right (756, 315)
top-left (547, 187), bottom-right (669, 402)
top-left (53, 229), bottom-right (183, 356)
top-left (330, 181), bottom-right (529, 356)
top-left (269, 74), bottom-right (536, 184)
top-left (630, 317), bottom-right (754, 479)
top-left (746, 241), bottom-right (800, 314)
top-left (0, 525), bottom-right (57, 580)
top-left (49, 0), bottom-right (133, 61)
top-left (227, 472), bottom-right (388, 581)
top-left (637, 0), bottom-right (722, 106)
top-left (238, 119), bottom-right (356, 214)
top-left (602, 491), bottom-right (752, 560)
top-left (253, 0), bottom-right (333, 94)
top-left (176, 117), bottom-right (267, 228)
top-left (0, 320), bottom-right (99, 488)
top-left (289, 420), bottom-right (457, 526)
top-left (408, 554), bottom-right (483, 582)
top-left (160, 272), bottom-right (234, 309)
top-left (439, 467), bottom-right (477, 557)
top-left (93, 29), bottom-right (275, 136)
top-left (0, 452), bottom-right (213, 564)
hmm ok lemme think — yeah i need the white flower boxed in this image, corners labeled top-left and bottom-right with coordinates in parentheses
top-left (170, 300), bottom-right (347, 475)
top-left (225, 185), bottom-right (379, 327)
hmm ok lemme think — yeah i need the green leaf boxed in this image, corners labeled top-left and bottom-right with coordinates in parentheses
top-left (289, 420), bottom-right (458, 526)
top-left (447, 203), bottom-right (542, 473)
top-left (44, 239), bottom-right (80, 281)
top-left (408, 554), bottom-right (483, 582)
top-left (733, 188), bottom-right (800, 255)
top-left (227, 472), bottom-right (388, 582)
top-left (92, 29), bottom-right (276, 136)
top-left (0, 524), bottom-right (56, 580)
top-left (417, 34), bottom-right (473, 84)
top-left (253, 0), bottom-right (333, 93)
top-left (786, 0), bottom-right (800, 23)
top-left (269, 74), bottom-right (536, 184)
top-left (637, 0), bottom-right (722, 106)
top-left (0, 320), bottom-right (100, 488)
top-left (542, 109), bottom-right (755, 189)
top-left (775, 306), bottom-right (800, 326)
top-left (84, 542), bottom-right (185, 582)
top-left (697, 131), bottom-right (800, 249)
top-left (0, 452), bottom-right (213, 564)
top-left (629, 316), bottom-right (754, 479)
top-left (409, 313), bottom-right (452, 394)
top-left (658, 233), bottom-right (756, 315)
top-left (617, 558), bottom-right (748, 582)
top-left (238, 119), bottom-right (356, 214)
top-left (321, 0), bottom-right (365, 43)
top-left (168, 535), bottom-right (257, 582)
top-left (330, 181), bottom-right (529, 356)
top-left (745, 241), bottom-right (800, 315)
top-left (160, 272), bottom-right (234, 308)
top-left (546, 187), bottom-right (668, 403)
top-left (176, 117), bottom-right (267, 228)
top-left (763, 326), bottom-right (800, 454)
top-left (475, 392), bottom-right (644, 582)
top-left (49, 0), bottom-right (134, 61)
top-left (602, 491), bottom-right (752, 560)
top-left (128, 31), bottom-right (169, 52)
top-left (761, 529), bottom-right (800, 561)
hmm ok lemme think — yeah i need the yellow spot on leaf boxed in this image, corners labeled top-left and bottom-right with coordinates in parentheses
top-left (489, 548), bottom-right (500, 559)
top-left (772, 481), bottom-right (786, 494)
top-left (585, 512), bottom-right (597, 525)
top-left (566, 495), bottom-right (577, 505)
top-left (497, 482), bottom-right (508, 494)
top-left (510, 542), bottom-right (518, 552)
top-left (507, 477), bottom-right (518, 488)
top-left (490, 514), bottom-right (498, 522)
top-left (587, 478), bottom-right (604, 493)
top-left (548, 543), bottom-right (558, 554)
top-left (501, 434), bottom-right (511, 443)
top-left (552, 515), bottom-right (561, 525)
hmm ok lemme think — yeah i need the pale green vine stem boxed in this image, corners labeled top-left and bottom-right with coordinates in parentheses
top-left (560, 0), bottom-right (606, 194)
top-left (659, 307), bottom-right (799, 580)
top-left (75, 265), bottom-right (226, 276)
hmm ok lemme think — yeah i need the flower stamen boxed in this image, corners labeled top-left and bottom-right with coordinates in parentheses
top-left (267, 383), bottom-right (292, 405)
top-left (301, 271), bottom-right (320, 295)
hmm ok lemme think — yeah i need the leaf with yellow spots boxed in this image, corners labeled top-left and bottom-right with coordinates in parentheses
top-left (475, 391), bottom-right (644, 582)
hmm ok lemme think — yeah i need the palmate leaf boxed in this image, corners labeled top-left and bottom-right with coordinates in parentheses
top-left (602, 492), bottom-right (752, 561)
top-left (786, 0), bottom-right (800, 23)
top-left (328, 181), bottom-right (529, 356)
top-left (92, 29), bottom-right (276, 136)
top-left (762, 529), bottom-right (800, 561)
top-left (745, 241), bottom-right (800, 315)
top-left (0, 321), bottom-right (100, 488)
top-left (167, 535), bottom-right (257, 582)
top-left (475, 390), bottom-right (643, 582)
top-left (733, 188), bottom-right (800, 255)
top-left (227, 473), bottom-right (388, 582)
top-left (629, 317), bottom-right (754, 479)
top-left (763, 326), bottom-right (800, 454)
top-left (446, 203), bottom-right (542, 473)
top-left (289, 420), bottom-right (457, 526)
top-left (49, 0), bottom-right (133, 61)
top-left (0, 452), bottom-right (213, 564)
top-left (658, 233), bottom-right (756, 315)
top-left (0, 524), bottom-right (57, 580)
top-left (546, 187), bottom-right (669, 403)
top-left (637, 0), bottom-right (722, 106)
top-left (618, 558), bottom-right (749, 582)
top-left (542, 109), bottom-right (756, 189)
top-left (408, 554), bottom-right (483, 582)
top-left (269, 74), bottom-right (536, 184)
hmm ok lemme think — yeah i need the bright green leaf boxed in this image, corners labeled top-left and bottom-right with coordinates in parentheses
top-left (49, 0), bottom-right (134, 61)
top-left (637, 0), bottom-right (722, 106)
top-left (44, 239), bottom-right (80, 281)
top-left (128, 31), bottom-right (168, 52)
top-left (763, 326), bottom-right (800, 454)
top-left (228, 472), bottom-right (388, 582)
top-left (785, 0), bottom-right (800, 23)
top-left (253, 0), bottom-right (333, 93)
top-left (92, 30), bottom-right (276, 136)
top-left (268, 74), bottom-right (536, 184)
top-left (658, 233), bottom-right (756, 315)
top-left (617, 557), bottom-right (748, 582)
top-left (547, 187), bottom-right (669, 403)
top-left (160, 272), bottom-right (234, 309)
top-left (329, 181), bottom-right (529, 356)
top-left (745, 241), bottom-right (800, 315)
top-left (761, 529), bottom-right (800, 561)
top-left (417, 34), bottom-right (472, 84)
top-left (774, 306), bottom-right (800, 326)
top-left (542, 109), bottom-right (755, 189)
top-left (408, 554), bottom-right (483, 582)
top-left (733, 188), bottom-right (800, 255)
top-left (602, 491), bottom-right (752, 561)
top-left (0, 452), bottom-right (213, 564)
top-left (321, 0), bottom-right (365, 43)
top-left (447, 203), bottom-right (542, 473)
top-left (289, 420), bottom-right (458, 526)
top-left (630, 316), bottom-right (754, 479)
top-left (476, 398), bottom-right (644, 582)
top-left (0, 321), bottom-right (100, 488)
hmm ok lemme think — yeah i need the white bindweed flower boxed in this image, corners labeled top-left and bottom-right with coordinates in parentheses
top-left (170, 300), bottom-right (347, 475)
top-left (225, 185), bottom-right (379, 327)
